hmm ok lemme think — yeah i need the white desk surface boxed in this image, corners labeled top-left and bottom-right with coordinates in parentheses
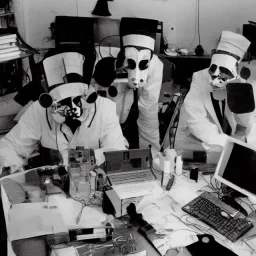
top-left (49, 171), bottom-right (256, 256)
top-left (3, 168), bottom-right (256, 256)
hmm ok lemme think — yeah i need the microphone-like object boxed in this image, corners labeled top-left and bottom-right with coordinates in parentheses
top-left (226, 82), bottom-right (255, 114)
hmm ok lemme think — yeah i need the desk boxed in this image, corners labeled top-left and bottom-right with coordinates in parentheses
top-left (1, 168), bottom-right (255, 256)
top-left (160, 54), bottom-right (211, 89)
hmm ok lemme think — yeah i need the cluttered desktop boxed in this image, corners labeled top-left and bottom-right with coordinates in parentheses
top-left (2, 139), bottom-right (256, 256)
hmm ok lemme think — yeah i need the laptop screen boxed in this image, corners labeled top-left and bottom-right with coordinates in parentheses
top-left (218, 142), bottom-right (256, 195)
top-left (104, 149), bottom-right (151, 174)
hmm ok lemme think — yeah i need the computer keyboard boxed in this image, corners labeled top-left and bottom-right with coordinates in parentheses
top-left (113, 181), bottom-right (157, 195)
top-left (108, 171), bottom-right (156, 185)
top-left (182, 192), bottom-right (254, 242)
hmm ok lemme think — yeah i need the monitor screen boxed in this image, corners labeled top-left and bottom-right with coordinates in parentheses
top-left (215, 137), bottom-right (256, 198)
top-left (222, 143), bottom-right (256, 194)
top-left (243, 23), bottom-right (256, 57)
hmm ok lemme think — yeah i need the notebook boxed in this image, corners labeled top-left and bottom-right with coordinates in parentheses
top-left (104, 148), bottom-right (157, 186)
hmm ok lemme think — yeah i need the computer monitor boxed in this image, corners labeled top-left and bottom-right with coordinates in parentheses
top-left (243, 22), bottom-right (256, 57)
top-left (214, 136), bottom-right (256, 200)
top-left (93, 17), bottom-right (163, 54)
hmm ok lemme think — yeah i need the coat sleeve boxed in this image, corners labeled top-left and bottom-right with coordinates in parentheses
top-left (184, 73), bottom-right (228, 149)
top-left (137, 58), bottom-right (163, 153)
top-left (0, 101), bottom-right (42, 172)
top-left (94, 101), bottom-right (128, 165)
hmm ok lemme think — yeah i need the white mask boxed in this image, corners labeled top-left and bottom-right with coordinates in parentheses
top-left (123, 47), bottom-right (151, 89)
top-left (208, 54), bottom-right (238, 90)
top-left (51, 96), bottom-right (83, 124)
top-left (51, 86), bottom-right (97, 124)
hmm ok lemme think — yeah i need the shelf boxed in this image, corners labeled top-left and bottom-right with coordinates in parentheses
top-left (0, 12), bottom-right (14, 17)
top-left (160, 54), bottom-right (211, 59)
top-left (0, 51), bottom-right (33, 64)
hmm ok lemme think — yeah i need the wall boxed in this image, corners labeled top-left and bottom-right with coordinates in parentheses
top-left (13, 0), bottom-right (256, 54)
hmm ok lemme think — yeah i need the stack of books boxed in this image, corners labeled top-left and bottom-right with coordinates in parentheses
top-left (0, 33), bottom-right (21, 62)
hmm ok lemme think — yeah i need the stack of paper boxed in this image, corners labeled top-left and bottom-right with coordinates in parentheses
top-left (0, 34), bottom-right (21, 61)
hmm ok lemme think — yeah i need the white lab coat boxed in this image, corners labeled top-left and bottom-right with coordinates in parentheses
top-left (0, 96), bottom-right (127, 171)
top-left (175, 68), bottom-right (256, 152)
top-left (112, 54), bottom-right (163, 153)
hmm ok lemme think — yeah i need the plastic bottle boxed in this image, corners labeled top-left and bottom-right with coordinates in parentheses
top-left (175, 156), bottom-right (183, 175)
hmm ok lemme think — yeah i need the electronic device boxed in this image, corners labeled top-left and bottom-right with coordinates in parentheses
top-left (104, 148), bottom-right (156, 186)
top-left (69, 147), bottom-right (96, 167)
top-left (182, 192), bottom-right (253, 242)
top-left (190, 167), bottom-right (199, 182)
top-left (55, 16), bottom-right (94, 53)
top-left (243, 22), bottom-right (256, 57)
top-left (214, 136), bottom-right (256, 200)
top-left (69, 226), bottom-right (113, 243)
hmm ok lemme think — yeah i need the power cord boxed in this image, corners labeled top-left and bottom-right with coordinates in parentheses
top-left (195, 0), bottom-right (204, 56)
top-left (188, 0), bottom-right (198, 51)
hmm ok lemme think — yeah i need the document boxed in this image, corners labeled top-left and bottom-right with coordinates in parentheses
top-left (127, 250), bottom-right (146, 256)
top-left (52, 246), bottom-right (79, 256)
top-left (8, 202), bottom-right (68, 241)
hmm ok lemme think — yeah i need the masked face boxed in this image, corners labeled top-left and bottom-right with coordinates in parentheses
top-left (123, 47), bottom-right (151, 89)
top-left (208, 54), bottom-right (238, 90)
top-left (52, 96), bottom-right (83, 124)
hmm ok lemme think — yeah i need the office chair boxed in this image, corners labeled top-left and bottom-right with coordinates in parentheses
top-left (159, 88), bottom-right (188, 150)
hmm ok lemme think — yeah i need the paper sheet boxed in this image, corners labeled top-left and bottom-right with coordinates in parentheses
top-left (8, 202), bottom-right (68, 241)
top-left (48, 194), bottom-right (107, 229)
top-left (52, 246), bottom-right (78, 256)
top-left (168, 174), bottom-right (203, 206)
top-left (127, 250), bottom-right (147, 256)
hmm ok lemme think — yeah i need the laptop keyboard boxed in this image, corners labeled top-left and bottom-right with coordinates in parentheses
top-left (109, 170), bottom-right (156, 185)
top-left (113, 182), bottom-right (156, 195)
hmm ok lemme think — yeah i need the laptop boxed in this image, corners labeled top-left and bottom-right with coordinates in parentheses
top-left (104, 148), bottom-right (157, 186)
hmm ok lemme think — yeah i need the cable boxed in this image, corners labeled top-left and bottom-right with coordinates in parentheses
top-left (16, 31), bottom-right (40, 54)
top-left (197, 0), bottom-right (201, 46)
top-left (98, 35), bottom-right (120, 59)
top-left (55, 123), bottom-right (59, 152)
top-left (188, 0), bottom-right (198, 51)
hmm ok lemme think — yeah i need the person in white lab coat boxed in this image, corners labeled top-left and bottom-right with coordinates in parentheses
top-left (95, 18), bottom-right (163, 152)
top-left (0, 52), bottom-right (127, 174)
top-left (175, 31), bottom-right (256, 153)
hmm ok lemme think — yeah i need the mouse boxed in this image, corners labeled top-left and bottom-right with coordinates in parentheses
top-left (221, 196), bottom-right (248, 216)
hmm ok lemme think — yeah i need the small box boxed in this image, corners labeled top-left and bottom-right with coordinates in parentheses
top-left (103, 188), bottom-right (143, 218)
